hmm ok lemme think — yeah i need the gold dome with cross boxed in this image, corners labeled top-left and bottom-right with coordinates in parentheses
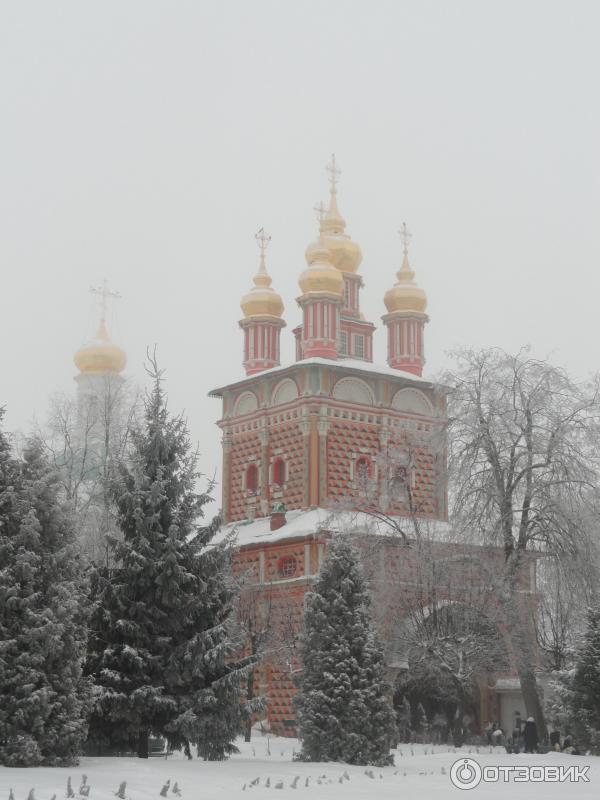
top-left (305, 154), bottom-right (362, 275)
top-left (384, 223), bottom-right (428, 314)
top-left (74, 281), bottom-right (127, 374)
top-left (240, 228), bottom-right (285, 319)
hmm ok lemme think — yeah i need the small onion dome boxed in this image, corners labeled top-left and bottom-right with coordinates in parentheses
top-left (240, 261), bottom-right (284, 319)
top-left (305, 190), bottom-right (362, 274)
top-left (384, 252), bottom-right (427, 314)
top-left (299, 240), bottom-right (344, 296)
top-left (74, 320), bottom-right (126, 374)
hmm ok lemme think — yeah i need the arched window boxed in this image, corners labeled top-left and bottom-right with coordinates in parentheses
top-left (392, 465), bottom-right (408, 486)
top-left (278, 555), bottom-right (297, 578)
top-left (246, 463), bottom-right (258, 494)
top-left (273, 458), bottom-right (286, 487)
top-left (355, 456), bottom-right (371, 483)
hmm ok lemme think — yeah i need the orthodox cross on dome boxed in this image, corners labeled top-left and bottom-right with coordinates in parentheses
top-left (255, 227), bottom-right (271, 271)
top-left (325, 153), bottom-right (341, 193)
top-left (313, 200), bottom-right (326, 223)
top-left (399, 221), bottom-right (412, 256)
top-left (90, 279), bottom-right (120, 324)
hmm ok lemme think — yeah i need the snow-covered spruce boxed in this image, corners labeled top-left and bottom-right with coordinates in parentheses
top-left (0, 414), bottom-right (91, 767)
top-left (85, 361), bottom-right (253, 759)
top-left (293, 536), bottom-right (397, 766)
top-left (552, 603), bottom-right (600, 752)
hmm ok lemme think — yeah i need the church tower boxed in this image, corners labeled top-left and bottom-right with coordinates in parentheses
top-left (382, 223), bottom-right (428, 376)
top-left (295, 155), bottom-right (375, 362)
top-left (240, 229), bottom-right (285, 376)
top-left (209, 157), bottom-right (447, 735)
top-left (73, 280), bottom-right (127, 433)
top-left (211, 157), bottom-right (444, 526)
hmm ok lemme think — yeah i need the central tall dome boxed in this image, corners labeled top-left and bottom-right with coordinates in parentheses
top-left (73, 280), bottom-right (127, 426)
top-left (305, 154), bottom-right (362, 275)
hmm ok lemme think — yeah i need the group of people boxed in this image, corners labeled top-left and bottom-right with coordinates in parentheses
top-left (485, 716), bottom-right (581, 755)
top-left (485, 716), bottom-right (539, 753)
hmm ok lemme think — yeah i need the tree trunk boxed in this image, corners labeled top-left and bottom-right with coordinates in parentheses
top-left (517, 667), bottom-right (546, 744)
top-left (244, 670), bottom-right (255, 742)
top-left (137, 730), bottom-right (149, 759)
top-left (502, 588), bottom-right (547, 740)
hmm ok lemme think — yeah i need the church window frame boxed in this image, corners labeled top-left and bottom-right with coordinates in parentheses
top-left (355, 455), bottom-right (372, 482)
top-left (272, 457), bottom-right (286, 488)
top-left (245, 463), bottom-right (259, 495)
top-left (344, 280), bottom-right (350, 310)
top-left (340, 331), bottom-right (348, 355)
top-left (278, 554), bottom-right (298, 579)
top-left (353, 334), bottom-right (365, 359)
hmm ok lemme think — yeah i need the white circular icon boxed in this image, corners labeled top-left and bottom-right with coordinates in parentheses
top-left (450, 757), bottom-right (483, 790)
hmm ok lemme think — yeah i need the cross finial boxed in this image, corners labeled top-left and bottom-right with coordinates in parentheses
top-left (255, 227), bottom-right (271, 271)
top-left (90, 279), bottom-right (120, 324)
top-left (399, 221), bottom-right (412, 256)
top-left (255, 227), bottom-right (271, 256)
top-left (325, 153), bottom-right (341, 192)
top-left (313, 200), bottom-right (326, 223)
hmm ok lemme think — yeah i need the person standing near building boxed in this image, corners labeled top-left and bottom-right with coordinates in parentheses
top-left (523, 716), bottom-right (538, 753)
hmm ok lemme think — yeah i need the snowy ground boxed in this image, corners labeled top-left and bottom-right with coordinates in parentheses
top-left (2, 738), bottom-right (598, 800)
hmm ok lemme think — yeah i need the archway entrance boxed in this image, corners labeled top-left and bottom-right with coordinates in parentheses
top-left (393, 602), bottom-right (509, 744)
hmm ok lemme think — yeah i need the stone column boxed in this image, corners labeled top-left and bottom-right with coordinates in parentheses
top-left (317, 408), bottom-right (329, 506)
top-left (309, 414), bottom-right (319, 507)
top-left (378, 419), bottom-right (390, 513)
top-left (259, 426), bottom-right (270, 517)
top-left (303, 542), bottom-right (312, 576)
top-left (300, 412), bottom-right (311, 507)
top-left (221, 431), bottom-right (232, 523)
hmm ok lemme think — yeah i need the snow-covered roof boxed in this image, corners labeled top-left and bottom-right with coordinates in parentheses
top-left (214, 507), bottom-right (453, 549)
top-left (209, 357), bottom-right (433, 397)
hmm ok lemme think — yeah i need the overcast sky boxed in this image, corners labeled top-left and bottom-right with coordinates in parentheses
top-left (1, 0), bottom-right (599, 509)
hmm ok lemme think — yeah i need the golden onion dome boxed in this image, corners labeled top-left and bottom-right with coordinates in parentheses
top-left (384, 252), bottom-right (428, 314)
top-left (299, 239), bottom-right (344, 296)
top-left (305, 174), bottom-right (362, 275)
top-left (74, 319), bottom-right (127, 375)
top-left (240, 230), bottom-right (284, 319)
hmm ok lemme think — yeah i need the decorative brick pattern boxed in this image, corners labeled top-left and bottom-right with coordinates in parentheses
top-left (229, 433), bottom-right (262, 521)
top-left (268, 424), bottom-right (305, 512)
top-left (326, 419), bottom-right (380, 501)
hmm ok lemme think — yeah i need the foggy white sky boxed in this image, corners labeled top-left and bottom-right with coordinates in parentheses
top-left (1, 1), bottom-right (599, 511)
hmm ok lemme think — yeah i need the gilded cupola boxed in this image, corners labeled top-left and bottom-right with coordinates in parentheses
top-left (74, 282), bottom-right (126, 375)
top-left (305, 154), bottom-right (362, 275)
top-left (384, 222), bottom-right (428, 315)
top-left (240, 228), bottom-right (285, 319)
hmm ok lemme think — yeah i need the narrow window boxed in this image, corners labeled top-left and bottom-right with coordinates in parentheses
top-left (340, 331), bottom-right (348, 355)
top-left (273, 458), bottom-right (286, 487)
top-left (246, 463), bottom-right (259, 493)
top-left (355, 456), bottom-right (371, 483)
top-left (353, 334), bottom-right (365, 359)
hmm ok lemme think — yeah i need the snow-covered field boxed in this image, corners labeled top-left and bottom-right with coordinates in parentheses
top-left (1, 738), bottom-right (598, 800)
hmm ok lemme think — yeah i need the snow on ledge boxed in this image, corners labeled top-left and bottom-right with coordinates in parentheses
top-left (209, 357), bottom-right (433, 397)
top-left (214, 507), bottom-right (453, 549)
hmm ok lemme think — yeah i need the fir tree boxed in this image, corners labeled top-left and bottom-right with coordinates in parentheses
top-left (0, 419), bottom-right (91, 766)
top-left (294, 536), bottom-right (397, 766)
top-left (86, 361), bottom-right (251, 759)
top-left (562, 604), bottom-right (600, 751)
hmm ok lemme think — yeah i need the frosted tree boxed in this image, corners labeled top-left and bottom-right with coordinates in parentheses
top-left (86, 358), bottom-right (252, 759)
top-left (557, 604), bottom-right (600, 752)
top-left (35, 379), bottom-right (139, 566)
top-left (0, 419), bottom-right (91, 766)
top-left (444, 347), bottom-right (600, 734)
top-left (294, 536), bottom-right (396, 766)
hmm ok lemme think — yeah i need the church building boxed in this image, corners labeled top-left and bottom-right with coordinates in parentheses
top-left (209, 158), bottom-right (537, 737)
